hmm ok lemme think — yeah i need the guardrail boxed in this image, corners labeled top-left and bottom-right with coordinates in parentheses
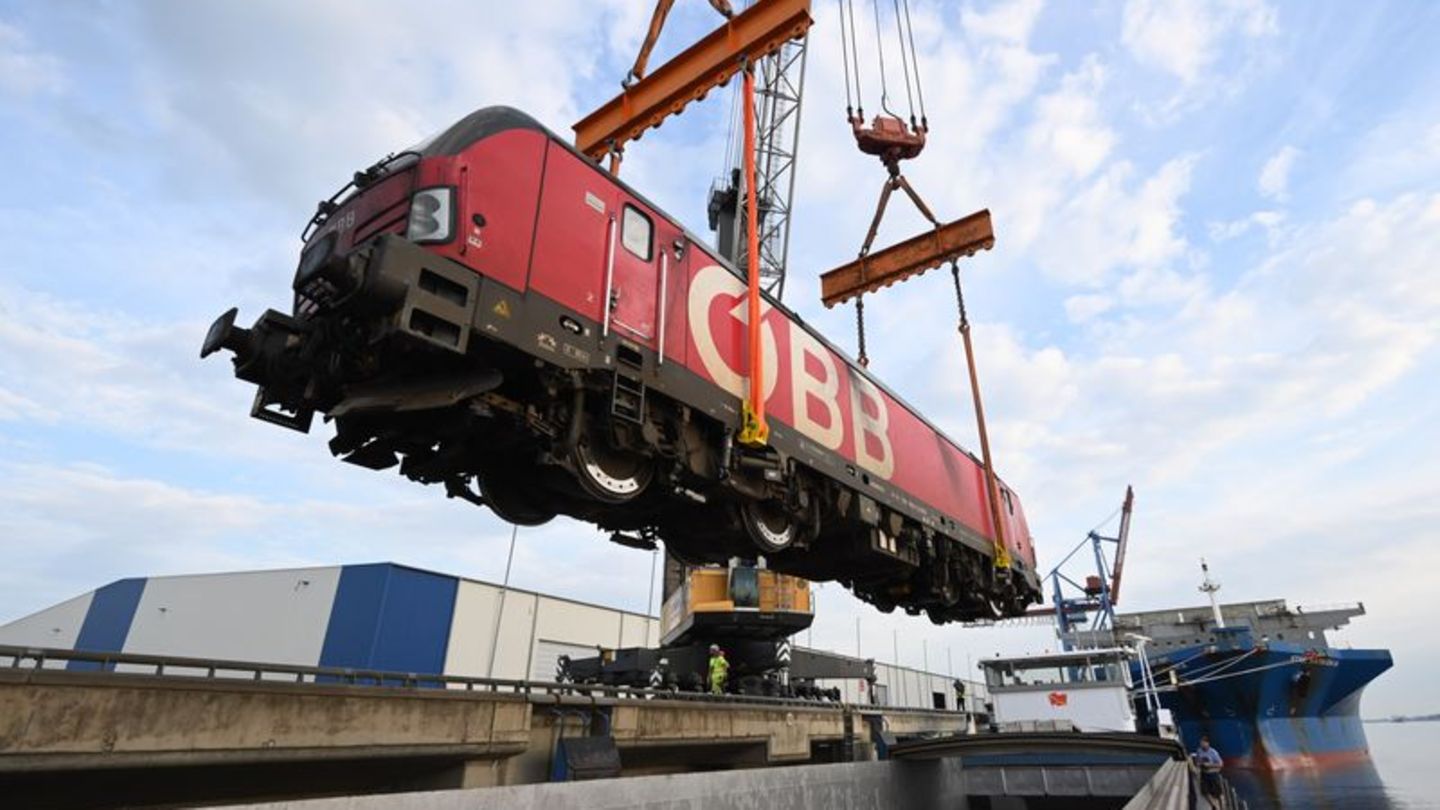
top-left (1291, 601), bottom-right (1364, 616)
top-left (1186, 759), bottom-right (1249, 810)
top-left (0, 644), bottom-right (971, 716)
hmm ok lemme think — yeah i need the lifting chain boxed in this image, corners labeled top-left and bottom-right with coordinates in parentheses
top-left (950, 259), bottom-right (968, 332)
top-left (855, 293), bottom-right (869, 367)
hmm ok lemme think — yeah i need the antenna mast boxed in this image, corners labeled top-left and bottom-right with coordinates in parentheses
top-left (1198, 558), bottom-right (1225, 628)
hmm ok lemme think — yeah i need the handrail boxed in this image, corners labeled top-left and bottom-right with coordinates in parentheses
top-left (0, 644), bottom-right (972, 714)
top-left (658, 249), bottom-right (669, 363)
top-left (602, 214), bottom-right (617, 337)
top-left (1184, 757), bottom-right (1249, 810)
top-left (1291, 601), bottom-right (1364, 615)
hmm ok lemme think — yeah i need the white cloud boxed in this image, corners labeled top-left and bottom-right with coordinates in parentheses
top-left (0, 286), bottom-right (271, 456)
top-left (1258, 144), bottom-right (1299, 200)
top-left (1064, 294), bottom-right (1114, 323)
top-left (1341, 109), bottom-right (1440, 200)
top-left (961, 0), bottom-right (1046, 45)
top-left (102, 1), bottom-right (646, 206)
top-left (1032, 155), bottom-right (1197, 285)
top-left (0, 387), bottom-right (50, 423)
top-left (1025, 56), bottom-right (1115, 180)
top-left (1208, 209), bottom-right (1285, 242)
top-left (1120, 0), bottom-right (1277, 84)
top-left (0, 21), bottom-right (65, 97)
top-left (1115, 265), bottom-right (1207, 308)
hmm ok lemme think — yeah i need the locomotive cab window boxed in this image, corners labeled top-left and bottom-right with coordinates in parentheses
top-left (621, 204), bottom-right (653, 261)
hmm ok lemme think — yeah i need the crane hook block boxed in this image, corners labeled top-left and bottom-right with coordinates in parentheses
top-left (851, 114), bottom-right (926, 170)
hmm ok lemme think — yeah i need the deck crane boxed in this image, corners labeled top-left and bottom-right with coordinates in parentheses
top-left (954, 487), bottom-right (1137, 633)
top-left (1050, 487), bottom-right (1136, 648)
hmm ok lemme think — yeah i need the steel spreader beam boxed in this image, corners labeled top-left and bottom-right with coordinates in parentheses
top-left (819, 209), bottom-right (995, 308)
top-left (573, 0), bottom-right (813, 162)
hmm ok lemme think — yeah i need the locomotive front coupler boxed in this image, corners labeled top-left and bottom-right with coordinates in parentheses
top-left (202, 306), bottom-right (318, 432)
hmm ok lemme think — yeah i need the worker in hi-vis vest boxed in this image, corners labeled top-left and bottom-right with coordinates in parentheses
top-left (707, 644), bottom-right (729, 695)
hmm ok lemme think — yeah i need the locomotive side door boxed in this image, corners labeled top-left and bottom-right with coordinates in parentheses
top-left (656, 222), bottom-right (690, 370)
top-left (606, 198), bottom-right (661, 348)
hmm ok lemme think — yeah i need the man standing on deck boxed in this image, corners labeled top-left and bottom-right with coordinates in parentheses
top-left (1194, 736), bottom-right (1224, 806)
top-left (708, 644), bottom-right (729, 695)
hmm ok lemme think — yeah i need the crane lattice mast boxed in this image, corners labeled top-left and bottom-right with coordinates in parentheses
top-left (708, 31), bottom-right (809, 300)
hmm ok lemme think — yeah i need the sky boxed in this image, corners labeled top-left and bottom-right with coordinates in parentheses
top-left (1, 0), bottom-right (1437, 716)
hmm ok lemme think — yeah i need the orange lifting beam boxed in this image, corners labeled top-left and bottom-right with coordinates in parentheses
top-left (573, 0), bottom-right (813, 164)
top-left (818, 209), bottom-right (995, 308)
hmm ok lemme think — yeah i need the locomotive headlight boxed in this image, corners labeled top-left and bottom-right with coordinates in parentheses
top-left (406, 187), bottom-right (454, 244)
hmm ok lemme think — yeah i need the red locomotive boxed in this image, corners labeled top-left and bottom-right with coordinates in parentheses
top-left (202, 107), bottom-right (1041, 621)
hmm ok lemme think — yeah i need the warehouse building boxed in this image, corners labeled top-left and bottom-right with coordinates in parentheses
top-left (0, 562), bottom-right (980, 711)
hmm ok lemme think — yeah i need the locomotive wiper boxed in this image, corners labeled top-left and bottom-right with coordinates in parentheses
top-left (300, 150), bottom-right (422, 241)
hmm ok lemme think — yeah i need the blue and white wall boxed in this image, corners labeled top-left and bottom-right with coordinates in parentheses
top-left (0, 563), bottom-right (657, 681)
top-left (0, 562), bottom-right (977, 708)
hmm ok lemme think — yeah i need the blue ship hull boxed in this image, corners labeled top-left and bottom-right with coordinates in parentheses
top-left (1142, 639), bottom-right (1392, 770)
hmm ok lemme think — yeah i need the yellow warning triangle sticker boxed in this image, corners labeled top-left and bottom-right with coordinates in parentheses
top-left (493, 299), bottom-right (511, 318)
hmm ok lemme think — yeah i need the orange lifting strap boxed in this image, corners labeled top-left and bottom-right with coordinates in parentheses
top-left (737, 63), bottom-right (769, 447)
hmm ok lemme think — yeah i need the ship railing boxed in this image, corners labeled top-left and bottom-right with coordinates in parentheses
top-left (1291, 601), bottom-right (1364, 616)
top-left (1181, 758), bottom-right (1248, 810)
top-left (1126, 756), bottom-right (1247, 809)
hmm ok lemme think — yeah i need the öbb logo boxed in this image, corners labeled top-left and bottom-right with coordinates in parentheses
top-left (686, 265), bottom-right (894, 480)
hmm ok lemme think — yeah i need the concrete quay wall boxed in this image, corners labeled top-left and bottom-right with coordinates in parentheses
top-left (0, 667), bottom-right (969, 807)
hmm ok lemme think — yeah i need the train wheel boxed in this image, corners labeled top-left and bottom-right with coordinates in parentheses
top-left (572, 437), bottom-right (653, 503)
top-left (477, 467), bottom-right (556, 527)
top-left (739, 499), bottom-right (796, 553)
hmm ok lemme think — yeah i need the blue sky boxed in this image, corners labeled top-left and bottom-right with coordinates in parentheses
top-left (2, 1), bottom-right (1437, 715)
